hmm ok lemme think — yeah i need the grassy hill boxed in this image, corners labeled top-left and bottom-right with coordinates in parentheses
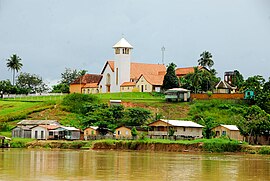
top-left (0, 92), bottom-right (249, 133)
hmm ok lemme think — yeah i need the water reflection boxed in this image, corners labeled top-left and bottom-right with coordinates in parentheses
top-left (0, 149), bottom-right (270, 180)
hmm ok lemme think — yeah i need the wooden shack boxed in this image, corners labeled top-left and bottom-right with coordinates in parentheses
top-left (165, 88), bottom-right (190, 102)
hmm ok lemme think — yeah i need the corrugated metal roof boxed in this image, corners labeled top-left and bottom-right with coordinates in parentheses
top-left (220, 125), bottom-right (239, 131)
top-left (60, 126), bottom-right (80, 131)
top-left (17, 120), bottom-right (60, 126)
top-left (159, 119), bottom-right (204, 128)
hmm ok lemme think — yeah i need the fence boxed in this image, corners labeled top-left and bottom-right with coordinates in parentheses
top-left (190, 93), bottom-right (244, 100)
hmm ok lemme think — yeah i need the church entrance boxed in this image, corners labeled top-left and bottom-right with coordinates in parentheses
top-left (141, 85), bottom-right (144, 92)
top-left (106, 85), bottom-right (110, 93)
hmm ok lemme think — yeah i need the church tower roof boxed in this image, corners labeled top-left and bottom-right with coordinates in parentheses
top-left (113, 38), bottom-right (133, 49)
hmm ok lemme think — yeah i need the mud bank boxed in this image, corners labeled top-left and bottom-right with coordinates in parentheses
top-left (93, 141), bottom-right (203, 152)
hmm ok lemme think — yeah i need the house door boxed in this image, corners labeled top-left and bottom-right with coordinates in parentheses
top-left (35, 131), bottom-right (38, 139)
top-left (106, 85), bottom-right (110, 93)
top-left (141, 85), bottom-right (144, 92)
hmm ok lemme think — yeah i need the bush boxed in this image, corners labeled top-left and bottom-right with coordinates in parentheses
top-left (62, 93), bottom-right (99, 114)
top-left (258, 147), bottom-right (270, 154)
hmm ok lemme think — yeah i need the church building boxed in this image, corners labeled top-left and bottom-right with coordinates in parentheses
top-left (70, 38), bottom-right (166, 93)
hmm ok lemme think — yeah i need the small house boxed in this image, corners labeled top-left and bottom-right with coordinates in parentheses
top-left (213, 80), bottom-right (237, 94)
top-left (31, 125), bottom-right (60, 140)
top-left (12, 126), bottom-right (33, 138)
top-left (165, 88), bottom-right (190, 102)
top-left (115, 126), bottom-right (147, 139)
top-left (57, 126), bottom-right (80, 140)
top-left (244, 90), bottom-right (255, 100)
top-left (212, 125), bottom-right (243, 141)
top-left (148, 119), bottom-right (203, 138)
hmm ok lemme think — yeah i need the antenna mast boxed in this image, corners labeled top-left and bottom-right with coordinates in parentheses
top-left (161, 46), bottom-right (165, 65)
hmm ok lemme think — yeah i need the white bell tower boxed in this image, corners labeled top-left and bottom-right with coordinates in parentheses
top-left (113, 37), bottom-right (133, 91)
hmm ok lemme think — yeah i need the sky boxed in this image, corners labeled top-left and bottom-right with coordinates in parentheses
top-left (0, 0), bottom-right (270, 86)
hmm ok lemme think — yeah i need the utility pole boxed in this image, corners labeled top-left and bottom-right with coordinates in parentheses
top-left (161, 46), bottom-right (165, 65)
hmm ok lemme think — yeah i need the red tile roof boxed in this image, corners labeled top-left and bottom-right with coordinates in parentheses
top-left (175, 66), bottom-right (205, 76)
top-left (120, 82), bottom-right (136, 87)
top-left (71, 74), bottom-right (102, 84)
top-left (130, 62), bottom-right (166, 80)
top-left (83, 83), bottom-right (99, 88)
top-left (138, 74), bottom-right (164, 86)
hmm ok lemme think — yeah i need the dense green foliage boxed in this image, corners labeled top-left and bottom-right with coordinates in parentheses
top-left (162, 62), bottom-right (179, 90)
top-left (62, 94), bottom-right (153, 131)
top-left (16, 72), bottom-right (49, 94)
top-left (62, 93), bottom-right (99, 114)
top-left (179, 67), bottom-right (219, 93)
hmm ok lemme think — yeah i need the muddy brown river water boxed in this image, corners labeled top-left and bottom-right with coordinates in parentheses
top-left (0, 149), bottom-right (270, 180)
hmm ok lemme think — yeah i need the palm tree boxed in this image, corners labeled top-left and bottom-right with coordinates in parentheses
top-left (6, 54), bottom-right (23, 85)
top-left (191, 67), bottom-right (203, 93)
top-left (198, 51), bottom-right (214, 69)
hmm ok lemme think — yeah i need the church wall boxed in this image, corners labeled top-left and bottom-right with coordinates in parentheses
top-left (100, 64), bottom-right (117, 93)
top-left (120, 86), bottom-right (135, 92)
top-left (115, 53), bottom-right (131, 92)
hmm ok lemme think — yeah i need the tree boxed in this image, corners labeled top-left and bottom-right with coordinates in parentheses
top-left (190, 67), bottom-right (203, 93)
top-left (231, 70), bottom-right (244, 88)
top-left (52, 68), bottom-right (87, 93)
top-left (241, 75), bottom-right (265, 94)
top-left (16, 72), bottom-right (48, 94)
top-left (60, 68), bottom-right (87, 85)
top-left (6, 54), bottom-right (23, 85)
top-left (0, 80), bottom-right (13, 98)
top-left (237, 105), bottom-right (270, 144)
top-left (124, 107), bottom-right (152, 126)
top-left (131, 127), bottom-right (138, 139)
top-left (198, 51), bottom-right (214, 69)
top-left (162, 62), bottom-right (179, 90)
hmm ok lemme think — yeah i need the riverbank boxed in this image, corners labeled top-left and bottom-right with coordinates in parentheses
top-left (9, 138), bottom-right (270, 155)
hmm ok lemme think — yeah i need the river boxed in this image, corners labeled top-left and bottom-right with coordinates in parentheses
top-left (0, 149), bottom-right (269, 181)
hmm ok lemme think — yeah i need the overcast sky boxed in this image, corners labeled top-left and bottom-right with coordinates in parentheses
top-left (1, 0), bottom-right (270, 86)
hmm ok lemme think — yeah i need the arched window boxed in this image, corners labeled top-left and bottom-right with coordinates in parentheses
top-left (116, 68), bottom-right (119, 85)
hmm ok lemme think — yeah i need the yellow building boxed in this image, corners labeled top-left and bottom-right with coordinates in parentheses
top-left (70, 74), bottom-right (102, 94)
top-left (212, 125), bottom-right (243, 141)
top-left (115, 126), bottom-right (147, 139)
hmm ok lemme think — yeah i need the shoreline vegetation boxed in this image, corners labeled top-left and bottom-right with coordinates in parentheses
top-left (7, 138), bottom-right (270, 155)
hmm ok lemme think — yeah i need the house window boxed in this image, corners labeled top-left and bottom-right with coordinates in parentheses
top-left (222, 131), bottom-right (226, 136)
top-left (118, 130), bottom-right (121, 135)
top-left (183, 127), bottom-right (186, 132)
top-left (128, 87), bottom-right (129, 90)
top-left (88, 89), bottom-right (90, 94)
top-left (86, 131), bottom-right (88, 135)
top-left (126, 131), bottom-right (129, 135)
top-left (49, 131), bottom-right (53, 136)
top-left (145, 85), bottom-right (147, 90)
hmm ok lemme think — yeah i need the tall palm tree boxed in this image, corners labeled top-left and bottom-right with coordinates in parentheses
top-left (6, 54), bottom-right (23, 85)
top-left (198, 51), bottom-right (214, 69)
top-left (191, 67), bottom-right (203, 93)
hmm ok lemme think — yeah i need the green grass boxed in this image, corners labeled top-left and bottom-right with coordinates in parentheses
top-left (188, 99), bottom-right (248, 125)
top-left (97, 92), bottom-right (165, 102)
top-left (0, 131), bottom-right (12, 137)
top-left (10, 138), bottom-right (35, 148)
top-left (92, 138), bottom-right (245, 152)
top-left (3, 95), bottom-right (65, 102)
